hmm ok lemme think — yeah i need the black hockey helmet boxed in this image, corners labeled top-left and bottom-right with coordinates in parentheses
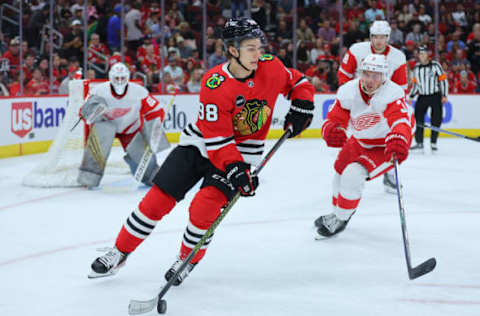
top-left (222, 18), bottom-right (266, 50)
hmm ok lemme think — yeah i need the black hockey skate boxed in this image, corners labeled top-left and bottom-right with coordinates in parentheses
top-left (410, 143), bottom-right (424, 153)
top-left (164, 257), bottom-right (197, 286)
top-left (88, 247), bottom-right (129, 279)
top-left (383, 172), bottom-right (397, 194)
top-left (315, 213), bottom-right (354, 238)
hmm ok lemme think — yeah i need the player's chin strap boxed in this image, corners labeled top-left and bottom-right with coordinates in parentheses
top-left (233, 44), bottom-right (251, 72)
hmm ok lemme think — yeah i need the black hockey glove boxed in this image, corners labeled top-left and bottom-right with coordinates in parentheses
top-left (283, 99), bottom-right (315, 138)
top-left (225, 161), bottom-right (259, 197)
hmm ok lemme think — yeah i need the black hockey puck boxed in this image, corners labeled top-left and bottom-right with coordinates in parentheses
top-left (157, 299), bottom-right (167, 314)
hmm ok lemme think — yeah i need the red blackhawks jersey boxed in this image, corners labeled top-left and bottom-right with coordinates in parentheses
top-left (324, 78), bottom-right (412, 149)
top-left (179, 54), bottom-right (314, 171)
top-left (338, 42), bottom-right (408, 92)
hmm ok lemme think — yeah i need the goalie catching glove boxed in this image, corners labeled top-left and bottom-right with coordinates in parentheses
top-left (385, 132), bottom-right (409, 163)
top-left (225, 161), bottom-right (258, 196)
top-left (283, 99), bottom-right (314, 137)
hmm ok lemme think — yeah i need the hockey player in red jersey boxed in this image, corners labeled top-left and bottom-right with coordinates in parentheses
top-left (333, 20), bottom-right (410, 198)
top-left (315, 54), bottom-right (413, 238)
top-left (89, 18), bottom-right (315, 282)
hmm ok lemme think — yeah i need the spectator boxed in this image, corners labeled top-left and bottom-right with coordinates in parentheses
top-left (178, 22), bottom-right (197, 50)
top-left (389, 20), bottom-right (404, 47)
top-left (310, 38), bottom-right (325, 64)
top-left (446, 30), bottom-right (466, 53)
top-left (163, 56), bottom-right (184, 87)
top-left (137, 35), bottom-right (160, 63)
top-left (451, 4), bottom-right (468, 28)
top-left (62, 20), bottom-right (84, 62)
top-left (107, 5), bottom-right (122, 52)
top-left (166, 37), bottom-right (181, 58)
top-left (403, 40), bottom-right (416, 61)
top-left (2, 38), bottom-right (21, 74)
top-left (22, 54), bottom-right (36, 84)
top-left (186, 68), bottom-right (203, 93)
top-left (297, 41), bottom-right (310, 64)
top-left (467, 23), bottom-right (480, 74)
top-left (158, 71), bottom-right (179, 94)
top-left (125, 3), bottom-right (143, 55)
top-left (208, 45), bottom-right (227, 69)
top-left (88, 33), bottom-right (110, 72)
top-left (364, 0), bottom-right (385, 23)
top-left (87, 69), bottom-right (96, 79)
top-left (455, 70), bottom-right (476, 93)
top-left (38, 57), bottom-right (49, 78)
top-left (397, 4), bottom-right (413, 26)
top-left (316, 20), bottom-right (336, 43)
top-left (343, 20), bottom-right (367, 48)
top-left (8, 72), bottom-right (21, 96)
top-left (52, 54), bottom-right (67, 82)
top-left (275, 20), bottom-right (292, 43)
top-left (59, 66), bottom-right (78, 94)
top-left (231, 0), bottom-right (246, 19)
top-left (405, 23), bottom-right (425, 46)
top-left (277, 47), bottom-right (292, 68)
top-left (26, 4), bottom-right (49, 50)
top-left (26, 68), bottom-right (49, 95)
top-left (141, 44), bottom-right (162, 88)
top-left (251, 0), bottom-right (267, 30)
top-left (297, 18), bottom-right (315, 42)
top-left (417, 4), bottom-right (432, 25)
top-left (177, 36), bottom-right (193, 60)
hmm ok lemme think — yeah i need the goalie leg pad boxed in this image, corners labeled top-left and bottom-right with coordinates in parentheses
top-left (122, 132), bottom-right (160, 185)
top-left (78, 121), bottom-right (116, 188)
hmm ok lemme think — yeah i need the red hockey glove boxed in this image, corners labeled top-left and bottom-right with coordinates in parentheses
top-left (225, 162), bottom-right (259, 197)
top-left (322, 121), bottom-right (347, 148)
top-left (385, 133), bottom-right (409, 163)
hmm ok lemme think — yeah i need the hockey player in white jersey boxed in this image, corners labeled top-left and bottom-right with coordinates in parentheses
top-left (315, 54), bottom-right (413, 238)
top-left (78, 62), bottom-right (169, 188)
top-left (334, 20), bottom-right (411, 197)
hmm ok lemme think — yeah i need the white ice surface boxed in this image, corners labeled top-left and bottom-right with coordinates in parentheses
top-left (1, 138), bottom-right (479, 316)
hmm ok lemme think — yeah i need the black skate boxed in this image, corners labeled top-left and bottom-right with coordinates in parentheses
top-left (410, 143), bottom-right (424, 153)
top-left (383, 172), bottom-right (398, 194)
top-left (315, 213), bottom-right (354, 239)
top-left (164, 257), bottom-right (197, 286)
top-left (88, 247), bottom-right (129, 279)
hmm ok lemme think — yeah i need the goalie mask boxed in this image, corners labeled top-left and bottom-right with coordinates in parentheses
top-left (109, 62), bottom-right (130, 95)
top-left (360, 54), bottom-right (389, 95)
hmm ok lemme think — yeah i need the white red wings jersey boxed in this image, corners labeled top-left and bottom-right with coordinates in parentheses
top-left (86, 82), bottom-right (163, 134)
top-left (323, 78), bottom-right (412, 149)
top-left (338, 41), bottom-right (408, 91)
top-left (179, 55), bottom-right (315, 171)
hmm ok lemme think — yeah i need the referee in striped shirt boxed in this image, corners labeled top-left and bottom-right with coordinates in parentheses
top-left (408, 45), bottom-right (448, 152)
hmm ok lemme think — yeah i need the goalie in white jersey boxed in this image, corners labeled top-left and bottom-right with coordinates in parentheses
top-left (315, 54), bottom-right (413, 238)
top-left (78, 62), bottom-right (169, 188)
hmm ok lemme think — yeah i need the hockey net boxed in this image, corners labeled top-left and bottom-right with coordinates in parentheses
top-left (22, 79), bottom-right (129, 188)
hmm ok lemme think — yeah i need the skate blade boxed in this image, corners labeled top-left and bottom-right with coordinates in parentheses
top-left (88, 269), bottom-right (119, 279)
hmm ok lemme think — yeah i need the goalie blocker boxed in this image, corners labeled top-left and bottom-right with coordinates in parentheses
top-left (77, 63), bottom-right (169, 188)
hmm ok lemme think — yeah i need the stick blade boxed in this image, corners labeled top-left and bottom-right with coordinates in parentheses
top-left (409, 258), bottom-right (437, 280)
top-left (128, 297), bottom-right (158, 315)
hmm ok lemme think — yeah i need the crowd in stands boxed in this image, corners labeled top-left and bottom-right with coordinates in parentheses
top-left (1, 0), bottom-right (480, 96)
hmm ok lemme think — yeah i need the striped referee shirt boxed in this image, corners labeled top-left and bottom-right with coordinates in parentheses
top-left (409, 60), bottom-right (448, 97)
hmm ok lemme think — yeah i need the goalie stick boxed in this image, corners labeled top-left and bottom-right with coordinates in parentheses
top-left (419, 124), bottom-right (480, 142)
top-left (127, 127), bottom-right (293, 315)
top-left (132, 93), bottom-right (176, 185)
top-left (393, 157), bottom-right (436, 280)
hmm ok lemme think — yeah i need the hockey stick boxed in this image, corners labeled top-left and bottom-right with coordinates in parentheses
top-left (132, 94), bottom-right (176, 185)
top-left (393, 157), bottom-right (436, 280)
top-left (419, 124), bottom-right (480, 142)
top-left (128, 128), bottom-right (293, 315)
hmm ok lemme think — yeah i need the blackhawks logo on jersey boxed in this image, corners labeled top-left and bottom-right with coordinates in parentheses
top-left (205, 73), bottom-right (225, 89)
top-left (259, 54), bottom-right (274, 62)
top-left (233, 99), bottom-right (271, 136)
